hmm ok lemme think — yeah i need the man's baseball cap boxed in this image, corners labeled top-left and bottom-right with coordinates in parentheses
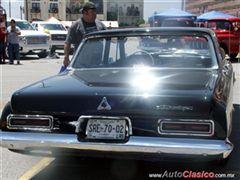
top-left (81, 2), bottom-right (96, 12)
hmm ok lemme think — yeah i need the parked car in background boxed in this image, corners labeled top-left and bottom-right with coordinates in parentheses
top-left (204, 18), bottom-right (240, 58)
top-left (161, 18), bottom-right (195, 27)
top-left (31, 21), bottom-right (68, 53)
top-left (7, 19), bottom-right (50, 58)
top-left (0, 27), bottom-right (234, 164)
top-left (61, 21), bottom-right (73, 30)
top-left (101, 21), bottom-right (119, 29)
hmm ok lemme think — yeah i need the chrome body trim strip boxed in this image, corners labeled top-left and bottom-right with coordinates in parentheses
top-left (0, 131), bottom-right (233, 159)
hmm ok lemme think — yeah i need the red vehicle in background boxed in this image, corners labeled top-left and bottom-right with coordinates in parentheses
top-left (204, 18), bottom-right (240, 58)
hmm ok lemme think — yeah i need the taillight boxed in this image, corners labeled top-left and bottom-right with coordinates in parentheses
top-left (7, 114), bottom-right (53, 131)
top-left (158, 119), bottom-right (214, 136)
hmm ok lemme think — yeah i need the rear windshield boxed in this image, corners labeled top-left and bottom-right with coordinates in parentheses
top-left (72, 34), bottom-right (218, 69)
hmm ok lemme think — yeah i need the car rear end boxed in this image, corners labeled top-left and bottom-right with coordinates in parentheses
top-left (0, 28), bottom-right (234, 162)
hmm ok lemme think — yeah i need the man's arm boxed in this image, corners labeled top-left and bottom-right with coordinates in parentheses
top-left (15, 31), bottom-right (21, 35)
top-left (16, 27), bottom-right (21, 35)
top-left (63, 42), bottom-right (71, 67)
top-left (63, 21), bottom-right (78, 67)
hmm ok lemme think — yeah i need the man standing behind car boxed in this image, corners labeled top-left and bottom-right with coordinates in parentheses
top-left (7, 19), bottom-right (21, 65)
top-left (63, 1), bottom-right (106, 67)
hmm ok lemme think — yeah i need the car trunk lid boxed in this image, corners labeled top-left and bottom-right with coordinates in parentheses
top-left (11, 68), bottom-right (218, 119)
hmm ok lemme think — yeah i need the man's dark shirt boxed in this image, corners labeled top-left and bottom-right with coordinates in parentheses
top-left (65, 18), bottom-right (106, 50)
top-left (82, 19), bottom-right (97, 34)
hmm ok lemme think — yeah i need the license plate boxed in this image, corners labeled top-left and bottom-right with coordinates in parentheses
top-left (86, 119), bottom-right (126, 140)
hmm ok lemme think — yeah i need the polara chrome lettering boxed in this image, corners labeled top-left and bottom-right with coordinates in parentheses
top-left (156, 105), bottom-right (193, 111)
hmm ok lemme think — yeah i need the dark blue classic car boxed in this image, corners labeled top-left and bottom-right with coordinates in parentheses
top-left (0, 28), bottom-right (235, 163)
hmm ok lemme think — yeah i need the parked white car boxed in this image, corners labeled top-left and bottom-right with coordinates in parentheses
top-left (31, 22), bottom-right (68, 53)
top-left (7, 19), bottom-right (50, 58)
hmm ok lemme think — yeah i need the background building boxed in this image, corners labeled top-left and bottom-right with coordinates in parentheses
top-left (185, 0), bottom-right (240, 17)
top-left (25, 0), bottom-right (90, 21)
top-left (25, 0), bottom-right (144, 25)
top-left (106, 0), bottom-right (144, 26)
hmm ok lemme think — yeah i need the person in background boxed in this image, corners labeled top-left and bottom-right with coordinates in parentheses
top-left (7, 19), bottom-right (21, 65)
top-left (63, 1), bottom-right (106, 68)
top-left (0, 26), bottom-right (7, 64)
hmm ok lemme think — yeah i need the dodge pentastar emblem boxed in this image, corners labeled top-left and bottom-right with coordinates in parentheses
top-left (97, 97), bottom-right (111, 110)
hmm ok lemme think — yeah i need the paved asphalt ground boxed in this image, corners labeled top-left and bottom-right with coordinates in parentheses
top-left (0, 56), bottom-right (240, 179)
top-left (0, 56), bottom-right (63, 180)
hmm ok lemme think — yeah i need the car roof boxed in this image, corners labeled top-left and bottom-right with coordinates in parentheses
top-left (85, 27), bottom-right (215, 38)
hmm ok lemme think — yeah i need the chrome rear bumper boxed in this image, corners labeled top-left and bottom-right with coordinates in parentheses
top-left (0, 131), bottom-right (233, 159)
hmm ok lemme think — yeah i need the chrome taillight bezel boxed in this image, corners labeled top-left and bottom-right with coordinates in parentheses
top-left (158, 119), bottom-right (214, 137)
top-left (7, 114), bottom-right (53, 131)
